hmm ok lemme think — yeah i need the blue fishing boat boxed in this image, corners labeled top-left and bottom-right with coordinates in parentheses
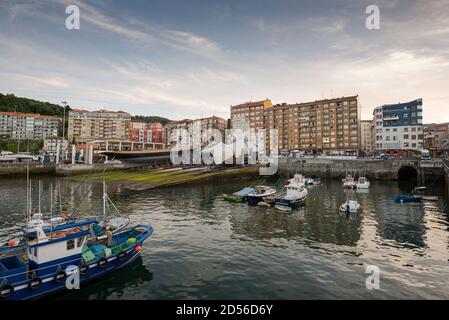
top-left (0, 175), bottom-right (153, 300)
top-left (0, 219), bottom-right (153, 300)
top-left (394, 195), bottom-right (422, 203)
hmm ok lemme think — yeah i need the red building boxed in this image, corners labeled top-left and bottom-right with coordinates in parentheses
top-left (129, 121), bottom-right (165, 144)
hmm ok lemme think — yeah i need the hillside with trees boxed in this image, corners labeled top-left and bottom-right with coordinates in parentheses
top-left (132, 115), bottom-right (171, 125)
top-left (0, 93), bottom-right (66, 116)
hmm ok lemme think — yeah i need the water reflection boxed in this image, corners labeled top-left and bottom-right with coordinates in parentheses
top-left (1, 175), bottom-right (449, 299)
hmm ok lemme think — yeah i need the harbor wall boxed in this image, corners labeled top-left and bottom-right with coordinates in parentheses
top-left (0, 163), bottom-right (127, 177)
top-left (444, 159), bottom-right (449, 199)
top-left (0, 163), bottom-right (55, 176)
top-left (277, 158), bottom-right (445, 184)
top-left (55, 163), bottom-right (126, 176)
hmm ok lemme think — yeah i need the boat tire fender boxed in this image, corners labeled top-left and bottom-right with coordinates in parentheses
top-left (28, 277), bottom-right (42, 290)
top-left (79, 263), bottom-right (89, 275)
top-left (0, 284), bottom-right (14, 298)
top-left (54, 271), bottom-right (67, 283)
top-left (118, 251), bottom-right (127, 261)
top-left (98, 258), bottom-right (108, 268)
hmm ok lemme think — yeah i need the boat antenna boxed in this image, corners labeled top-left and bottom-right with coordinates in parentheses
top-left (58, 181), bottom-right (63, 214)
top-left (26, 162), bottom-right (29, 222)
top-left (70, 158), bottom-right (117, 218)
top-left (50, 183), bottom-right (53, 233)
top-left (103, 179), bottom-right (106, 221)
top-left (38, 180), bottom-right (41, 215)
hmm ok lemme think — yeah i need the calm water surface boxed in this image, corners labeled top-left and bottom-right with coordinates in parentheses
top-left (1, 175), bottom-right (448, 299)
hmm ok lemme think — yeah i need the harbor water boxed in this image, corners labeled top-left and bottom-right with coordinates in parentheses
top-left (1, 176), bottom-right (449, 299)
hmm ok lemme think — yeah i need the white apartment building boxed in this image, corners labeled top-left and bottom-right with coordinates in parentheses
top-left (0, 112), bottom-right (60, 140)
top-left (373, 99), bottom-right (424, 157)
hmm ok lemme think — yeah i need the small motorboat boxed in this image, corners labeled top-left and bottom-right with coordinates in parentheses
top-left (305, 178), bottom-right (314, 186)
top-left (355, 177), bottom-right (370, 189)
top-left (223, 194), bottom-right (245, 203)
top-left (413, 186), bottom-right (427, 193)
top-left (342, 174), bottom-right (356, 189)
top-left (311, 175), bottom-right (321, 186)
top-left (394, 195), bottom-right (422, 203)
top-left (339, 200), bottom-right (361, 213)
top-left (247, 186), bottom-right (277, 206)
top-left (224, 187), bottom-right (255, 203)
top-left (275, 175), bottom-right (308, 209)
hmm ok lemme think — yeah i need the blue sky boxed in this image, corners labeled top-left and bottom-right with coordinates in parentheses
top-left (0, 0), bottom-right (448, 122)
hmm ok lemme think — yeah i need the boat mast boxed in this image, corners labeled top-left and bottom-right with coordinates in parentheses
top-left (103, 179), bottom-right (106, 220)
top-left (58, 181), bottom-right (62, 214)
top-left (38, 180), bottom-right (41, 214)
top-left (26, 162), bottom-right (29, 222)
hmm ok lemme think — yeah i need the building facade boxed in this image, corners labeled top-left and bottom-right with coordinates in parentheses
top-left (43, 136), bottom-right (69, 156)
top-left (165, 116), bottom-right (227, 147)
top-left (67, 109), bottom-right (131, 143)
top-left (373, 99), bottom-right (424, 156)
top-left (424, 123), bottom-right (449, 156)
top-left (0, 112), bottom-right (60, 140)
top-left (129, 121), bottom-right (165, 144)
top-left (360, 120), bottom-right (373, 155)
top-left (230, 96), bottom-right (360, 155)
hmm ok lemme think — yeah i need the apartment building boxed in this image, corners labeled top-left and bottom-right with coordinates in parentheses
top-left (373, 99), bottom-right (424, 156)
top-left (129, 121), bottom-right (165, 144)
top-left (43, 136), bottom-right (69, 156)
top-left (424, 123), bottom-right (449, 156)
top-left (360, 120), bottom-right (374, 154)
top-left (0, 111), bottom-right (60, 139)
top-left (230, 99), bottom-right (273, 130)
top-left (67, 109), bottom-right (131, 143)
top-left (165, 116), bottom-right (227, 146)
top-left (230, 96), bottom-right (360, 155)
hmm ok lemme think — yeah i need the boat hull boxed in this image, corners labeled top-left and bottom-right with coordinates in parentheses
top-left (275, 197), bottom-right (306, 209)
top-left (223, 194), bottom-right (244, 203)
top-left (394, 195), bottom-right (422, 203)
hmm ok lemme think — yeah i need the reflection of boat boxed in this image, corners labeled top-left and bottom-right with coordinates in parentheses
top-left (247, 186), bottom-right (277, 206)
top-left (422, 196), bottom-right (438, 201)
top-left (275, 175), bottom-right (308, 210)
top-left (339, 200), bottom-right (361, 213)
top-left (355, 177), bottom-right (370, 189)
top-left (223, 187), bottom-right (255, 203)
top-left (275, 204), bottom-right (293, 212)
top-left (394, 195), bottom-right (422, 203)
top-left (342, 174), bottom-right (356, 189)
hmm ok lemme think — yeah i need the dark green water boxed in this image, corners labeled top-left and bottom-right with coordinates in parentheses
top-left (1, 176), bottom-right (449, 299)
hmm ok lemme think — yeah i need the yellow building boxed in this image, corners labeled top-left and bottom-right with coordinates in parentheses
top-left (230, 96), bottom-right (360, 155)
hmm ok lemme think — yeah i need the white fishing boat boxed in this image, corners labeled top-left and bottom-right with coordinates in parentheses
top-left (355, 177), bottom-right (370, 189)
top-left (275, 175), bottom-right (308, 210)
top-left (342, 174), bottom-right (356, 189)
top-left (339, 200), bottom-right (361, 214)
top-left (247, 186), bottom-right (277, 206)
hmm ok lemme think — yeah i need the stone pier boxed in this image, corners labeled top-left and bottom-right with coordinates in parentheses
top-left (278, 158), bottom-right (445, 185)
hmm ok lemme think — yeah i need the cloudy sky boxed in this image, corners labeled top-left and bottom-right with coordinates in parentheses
top-left (0, 0), bottom-right (448, 122)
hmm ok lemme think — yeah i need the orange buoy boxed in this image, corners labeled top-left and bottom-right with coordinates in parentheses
top-left (135, 245), bottom-right (142, 252)
top-left (7, 241), bottom-right (15, 247)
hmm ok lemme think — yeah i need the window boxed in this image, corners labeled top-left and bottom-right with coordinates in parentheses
top-left (67, 239), bottom-right (75, 250)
